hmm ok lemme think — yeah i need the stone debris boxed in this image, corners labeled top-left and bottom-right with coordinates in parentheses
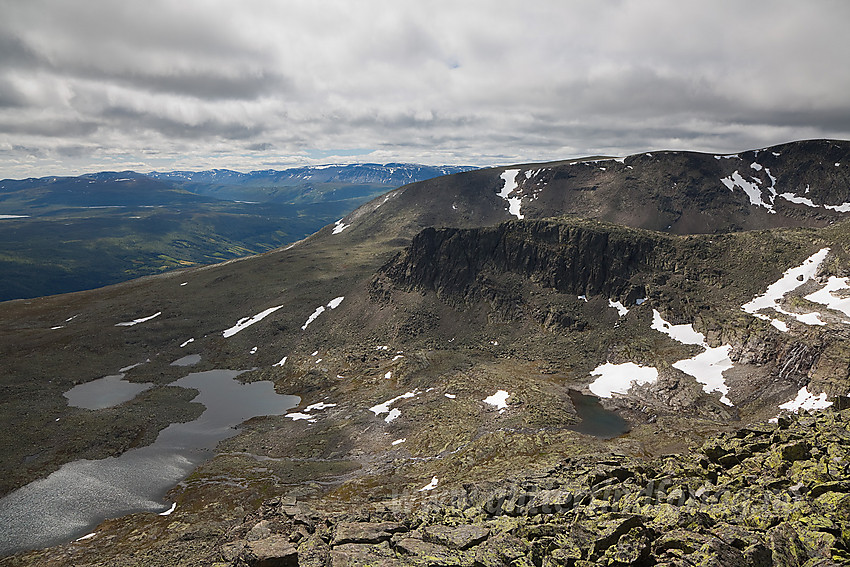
top-left (225, 407), bottom-right (850, 566)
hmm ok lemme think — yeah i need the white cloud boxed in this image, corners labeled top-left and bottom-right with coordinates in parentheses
top-left (1, 0), bottom-right (849, 177)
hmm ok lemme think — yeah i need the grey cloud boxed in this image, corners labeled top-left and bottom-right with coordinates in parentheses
top-left (55, 144), bottom-right (92, 158)
top-left (0, 79), bottom-right (27, 108)
top-left (0, 144), bottom-right (46, 158)
top-left (246, 142), bottom-right (275, 151)
top-left (0, 5), bottom-right (289, 102)
top-left (731, 107), bottom-right (850, 133)
top-left (0, 32), bottom-right (44, 69)
top-left (1, 0), bottom-right (849, 178)
top-left (100, 105), bottom-right (266, 140)
top-left (95, 69), bottom-right (291, 102)
top-left (0, 119), bottom-right (99, 138)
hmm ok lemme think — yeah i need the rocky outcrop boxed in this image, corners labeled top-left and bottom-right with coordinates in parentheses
top-left (379, 219), bottom-right (665, 306)
top-left (222, 407), bottom-right (850, 566)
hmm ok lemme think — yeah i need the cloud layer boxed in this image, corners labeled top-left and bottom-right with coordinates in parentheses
top-left (1, 0), bottom-right (849, 177)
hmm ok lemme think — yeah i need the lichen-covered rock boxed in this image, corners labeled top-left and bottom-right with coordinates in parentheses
top-left (421, 524), bottom-right (489, 550)
top-left (296, 533), bottom-right (330, 567)
top-left (394, 537), bottom-right (467, 565)
top-left (218, 407), bottom-right (850, 567)
top-left (525, 489), bottom-right (575, 515)
top-left (241, 535), bottom-right (298, 567)
top-left (473, 533), bottom-right (531, 567)
top-left (332, 522), bottom-right (406, 546)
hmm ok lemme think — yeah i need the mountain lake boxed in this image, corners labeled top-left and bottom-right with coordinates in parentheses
top-left (0, 369), bottom-right (299, 555)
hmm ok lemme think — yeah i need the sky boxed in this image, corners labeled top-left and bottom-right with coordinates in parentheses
top-left (1, 0), bottom-right (849, 178)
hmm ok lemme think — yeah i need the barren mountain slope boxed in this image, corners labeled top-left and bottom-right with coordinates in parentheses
top-left (2, 140), bottom-right (850, 565)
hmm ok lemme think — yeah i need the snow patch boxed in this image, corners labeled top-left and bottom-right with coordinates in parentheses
top-left (805, 276), bottom-right (850, 319)
top-left (588, 362), bottom-right (658, 398)
top-left (445, 393), bottom-right (456, 399)
top-left (301, 306), bottom-right (325, 330)
top-left (158, 502), bottom-right (177, 516)
top-left (824, 202), bottom-right (850, 213)
top-left (119, 360), bottom-right (148, 373)
top-left (608, 299), bottom-right (629, 317)
top-left (673, 346), bottom-right (734, 406)
top-left (301, 297), bottom-right (344, 330)
top-left (651, 310), bottom-right (705, 345)
top-left (332, 219), bottom-right (349, 234)
top-left (742, 248), bottom-right (830, 330)
top-left (419, 477), bottom-right (439, 491)
top-left (652, 310), bottom-right (734, 405)
top-left (116, 312), bottom-right (162, 327)
top-left (392, 438), bottom-right (406, 445)
top-left (273, 356), bottom-right (287, 367)
top-left (497, 169), bottom-right (524, 219)
top-left (779, 192), bottom-right (819, 208)
top-left (483, 390), bottom-right (510, 411)
top-left (285, 412), bottom-right (316, 422)
top-left (180, 338), bottom-right (194, 348)
top-left (721, 171), bottom-right (775, 213)
top-left (779, 386), bottom-right (832, 412)
top-left (370, 390), bottom-right (419, 417)
top-left (223, 306), bottom-right (283, 337)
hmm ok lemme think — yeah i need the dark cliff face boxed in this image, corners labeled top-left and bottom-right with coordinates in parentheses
top-left (380, 219), bottom-right (671, 306)
top-left (376, 215), bottom-right (850, 341)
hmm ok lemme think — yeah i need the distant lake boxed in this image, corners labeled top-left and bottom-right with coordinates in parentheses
top-left (568, 389), bottom-right (630, 439)
top-left (0, 369), bottom-right (298, 556)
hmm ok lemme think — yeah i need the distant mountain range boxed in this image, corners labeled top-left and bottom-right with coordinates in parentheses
top-left (148, 163), bottom-right (472, 188)
top-left (0, 163), bottom-right (475, 301)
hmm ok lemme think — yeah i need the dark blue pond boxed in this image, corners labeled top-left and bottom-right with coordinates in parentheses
top-left (568, 389), bottom-right (630, 439)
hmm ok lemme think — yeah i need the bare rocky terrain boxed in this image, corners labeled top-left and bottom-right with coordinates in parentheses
top-left (1, 140), bottom-right (850, 565)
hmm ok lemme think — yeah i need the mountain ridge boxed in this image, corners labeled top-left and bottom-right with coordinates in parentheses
top-left (1, 139), bottom-right (850, 565)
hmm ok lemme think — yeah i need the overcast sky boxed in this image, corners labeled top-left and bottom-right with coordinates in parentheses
top-left (1, 0), bottom-right (849, 178)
